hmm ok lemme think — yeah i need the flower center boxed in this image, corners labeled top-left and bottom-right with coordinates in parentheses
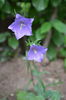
top-left (32, 47), bottom-right (37, 54)
top-left (20, 21), bottom-right (25, 30)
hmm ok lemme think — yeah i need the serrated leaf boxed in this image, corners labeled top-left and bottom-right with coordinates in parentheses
top-left (47, 45), bottom-right (57, 61)
top-left (44, 90), bottom-right (53, 99)
top-left (41, 22), bottom-right (52, 33)
top-left (27, 93), bottom-right (44, 100)
top-left (52, 31), bottom-right (64, 46)
top-left (32, 0), bottom-right (49, 11)
top-left (8, 37), bottom-right (19, 50)
top-left (51, 91), bottom-right (61, 100)
top-left (34, 83), bottom-right (44, 96)
top-left (51, 0), bottom-right (61, 7)
top-left (27, 93), bottom-right (35, 100)
top-left (17, 91), bottom-right (27, 100)
top-left (44, 90), bottom-right (61, 100)
top-left (52, 19), bottom-right (66, 34)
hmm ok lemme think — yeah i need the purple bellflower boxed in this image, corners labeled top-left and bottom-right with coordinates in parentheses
top-left (27, 45), bottom-right (47, 62)
top-left (8, 14), bottom-right (34, 40)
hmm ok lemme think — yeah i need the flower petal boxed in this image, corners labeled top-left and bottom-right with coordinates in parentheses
top-left (16, 14), bottom-right (24, 19)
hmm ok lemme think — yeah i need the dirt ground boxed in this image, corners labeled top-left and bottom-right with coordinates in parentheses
top-left (0, 57), bottom-right (66, 100)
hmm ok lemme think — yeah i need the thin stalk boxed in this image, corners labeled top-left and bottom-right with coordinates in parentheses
top-left (32, 61), bottom-right (46, 92)
top-left (30, 63), bottom-right (35, 87)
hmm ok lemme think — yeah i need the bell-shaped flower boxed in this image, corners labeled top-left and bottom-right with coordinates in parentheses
top-left (8, 14), bottom-right (34, 40)
top-left (27, 45), bottom-right (47, 62)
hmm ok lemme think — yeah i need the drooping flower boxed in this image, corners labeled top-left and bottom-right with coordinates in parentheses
top-left (27, 45), bottom-right (47, 62)
top-left (8, 14), bottom-right (34, 40)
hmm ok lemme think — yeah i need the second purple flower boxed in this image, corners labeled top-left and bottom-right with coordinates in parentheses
top-left (27, 45), bottom-right (47, 62)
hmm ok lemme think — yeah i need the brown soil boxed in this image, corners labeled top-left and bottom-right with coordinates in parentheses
top-left (0, 58), bottom-right (66, 100)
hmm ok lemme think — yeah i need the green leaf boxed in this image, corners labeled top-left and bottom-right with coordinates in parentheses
top-left (1, 48), bottom-right (14, 58)
top-left (0, 0), bottom-right (5, 9)
top-left (36, 96), bottom-right (44, 100)
top-left (45, 81), bottom-right (63, 88)
top-left (35, 28), bottom-right (46, 40)
top-left (20, 2), bottom-right (31, 15)
top-left (41, 22), bottom-right (52, 33)
top-left (52, 31), bottom-right (64, 46)
top-left (2, 1), bottom-right (12, 13)
top-left (51, 0), bottom-right (61, 7)
top-left (2, 49), bottom-right (9, 57)
top-left (0, 33), bottom-right (8, 43)
top-left (35, 22), bottom-right (51, 41)
top-left (27, 93), bottom-right (35, 100)
top-left (52, 19), bottom-right (66, 34)
top-left (25, 79), bottom-right (32, 91)
top-left (60, 48), bottom-right (66, 57)
top-left (64, 35), bottom-right (66, 46)
top-left (32, 0), bottom-right (49, 11)
top-left (47, 45), bottom-right (57, 61)
top-left (27, 93), bottom-right (44, 100)
top-left (34, 83), bottom-right (44, 96)
top-left (12, 0), bottom-right (19, 2)
top-left (4, 32), bottom-right (10, 37)
top-left (39, 71), bottom-right (50, 75)
top-left (44, 90), bottom-right (53, 99)
top-left (0, 56), bottom-right (7, 62)
top-left (17, 91), bottom-right (44, 100)
top-left (64, 58), bottom-right (66, 71)
top-left (8, 37), bottom-right (19, 50)
top-left (51, 91), bottom-right (61, 100)
top-left (44, 90), bottom-right (61, 100)
top-left (17, 91), bottom-right (27, 100)
top-left (36, 32), bottom-right (46, 40)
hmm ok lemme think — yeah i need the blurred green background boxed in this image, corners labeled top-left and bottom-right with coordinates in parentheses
top-left (0, 0), bottom-right (66, 66)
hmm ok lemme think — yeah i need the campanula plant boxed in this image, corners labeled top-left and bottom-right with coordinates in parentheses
top-left (8, 14), bottom-right (61, 100)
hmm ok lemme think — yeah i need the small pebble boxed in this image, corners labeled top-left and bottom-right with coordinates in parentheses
top-left (10, 93), bottom-right (14, 97)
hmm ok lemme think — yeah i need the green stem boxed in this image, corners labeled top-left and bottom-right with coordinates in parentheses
top-left (32, 61), bottom-right (46, 92)
top-left (30, 63), bottom-right (35, 86)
